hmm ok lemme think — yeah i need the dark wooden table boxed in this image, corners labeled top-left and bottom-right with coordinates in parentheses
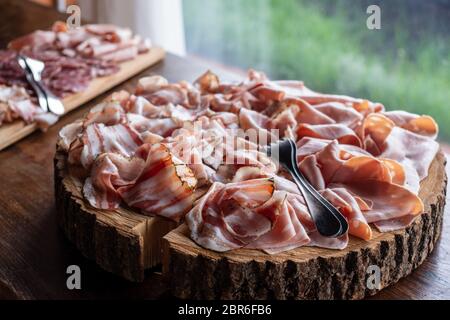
top-left (0, 0), bottom-right (448, 300)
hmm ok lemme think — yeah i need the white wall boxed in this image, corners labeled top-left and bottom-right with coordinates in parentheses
top-left (77, 0), bottom-right (186, 55)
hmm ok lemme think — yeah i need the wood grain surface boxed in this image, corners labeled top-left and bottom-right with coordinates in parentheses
top-left (0, 0), bottom-right (448, 300)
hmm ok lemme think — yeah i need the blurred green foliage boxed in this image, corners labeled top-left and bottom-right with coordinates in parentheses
top-left (183, 0), bottom-right (450, 141)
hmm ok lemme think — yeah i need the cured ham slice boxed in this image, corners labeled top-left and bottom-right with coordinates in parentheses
top-left (315, 102), bottom-right (363, 128)
top-left (188, 172), bottom-right (349, 253)
top-left (272, 80), bottom-right (384, 114)
top-left (186, 179), bottom-right (278, 252)
top-left (297, 140), bottom-right (425, 235)
top-left (297, 123), bottom-right (362, 147)
top-left (383, 110), bottom-right (438, 139)
top-left (321, 188), bottom-right (372, 240)
top-left (362, 113), bottom-right (439, 179)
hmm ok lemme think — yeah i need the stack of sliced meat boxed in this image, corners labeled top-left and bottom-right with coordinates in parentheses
top-left (0, 84), bottom-right (58, 129)
top-left (0, 22), bottom-right (151, 129)
top-left (58, 69), bottom-right (439, 254)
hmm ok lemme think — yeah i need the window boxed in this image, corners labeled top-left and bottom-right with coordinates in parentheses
top-left (183, 0), bottom-right (450, 142)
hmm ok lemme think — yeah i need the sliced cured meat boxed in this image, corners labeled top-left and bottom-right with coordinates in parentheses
top-left (314, 102), bottom-right (363, 128)
top-left (99, 45), bottom-right (138, 62)
top-left (118, 144), bottom-right (197, 221)
top-left (245, 192), bottom-right (311, 254)
top-left (142, 85), bottom-right (188, 106)
top-left (83, 152), bottom-right (144, 209)
top-left (238, 108), bottom-right (278, 143)
top-left (127, 113), bottom-right (179, 137)
top-left (363, 113), bottom-right (439, 179)
top-left (331, 180), bottom-right (423, 226)
top-left (297, 123), bottom-right (362, 147)
top-left (0, 84), bottom-right (57, 129)
top-left (58, 120), bottom-right (83, 151)
top-left (58, 69), bottom-right (440, 255)
top-left (83, 100), bottom-right (126, 126)
top-left (194, 70), bottom-right (220, 93)
top-left (135, 75), bottom-right (169, 95)
top-left (321, 188), bottom-right (372, 240)
top-left (383, 110), bottom-right (438, 138)
top-left (186, 179), bottom-right (277, 252)
top-left (0, 22), bottom-right (151, 122)
top-left (8, 30), bottom-right (56, 51)
top-left (80, 122), bottom-right (142, 168)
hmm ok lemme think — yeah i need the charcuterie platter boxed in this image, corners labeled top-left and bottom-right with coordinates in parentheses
top-left (0, 23), bottom-right (165, 151)
top-left (54, 69), bottom-right (446, 298)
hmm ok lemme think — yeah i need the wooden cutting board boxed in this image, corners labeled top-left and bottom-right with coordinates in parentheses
top-left (0, 47), bottom-right (165, 151)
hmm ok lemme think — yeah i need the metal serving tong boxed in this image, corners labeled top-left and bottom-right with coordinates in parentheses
top-left (16, 54), bottom-right (65, 115)
top-left (267, 138), bottom-right (348, 238)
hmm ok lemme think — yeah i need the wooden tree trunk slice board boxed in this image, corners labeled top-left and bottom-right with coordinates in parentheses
top-left (54, 150), bottom-right (177, 282)
top-left (162, 151), bottom-right (447, 300)
top-left (0, 47), bottom-right (165, 151)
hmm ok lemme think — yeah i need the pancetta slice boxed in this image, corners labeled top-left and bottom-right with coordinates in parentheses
top-left (80, 122), bottom-right (142, 168)
top-left (118, 143), bottom-right (197, 221)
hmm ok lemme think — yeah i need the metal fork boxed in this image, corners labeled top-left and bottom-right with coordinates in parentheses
top-left (17, 55), bottom-right (49, 113)
top-left (267, 138), bottom-right (348, 237)
top-left (17, 54), bottom-right (65, 115)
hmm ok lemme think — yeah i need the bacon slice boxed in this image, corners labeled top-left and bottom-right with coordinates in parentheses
top-left (82, 143), bottom-right (196, 222)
